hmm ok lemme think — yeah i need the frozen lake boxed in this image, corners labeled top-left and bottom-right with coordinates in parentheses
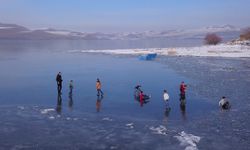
top-left (0, 41), bottom-right (249, 150)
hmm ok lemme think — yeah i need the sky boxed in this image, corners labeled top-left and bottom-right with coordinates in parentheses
top-left (0, 0), bottom-right (250, 32)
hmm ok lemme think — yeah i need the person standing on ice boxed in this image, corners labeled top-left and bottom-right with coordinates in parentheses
top-left (180, 81), bottom-right (187, 94)
top-left (163, 90), bottom-right (170, 108)
top-left (69, 80), bottom-right (74, 94)
top-left (180, 81), bottom-right (187, 99)
top-left (96, 78), bottom-right (104, 97)
top-left (56, 72), bottom-right (63, 94)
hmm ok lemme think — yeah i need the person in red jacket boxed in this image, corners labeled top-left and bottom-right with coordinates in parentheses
top-left (180, 81), bottom-right (187, 100)
top-left (139, 91), bottom-right (144, 106)
top-left (180, 81), bottom-right (187, 94)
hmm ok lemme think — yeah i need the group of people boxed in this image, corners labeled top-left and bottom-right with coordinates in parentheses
top-left (165, 81), bottom-right (230, 110)
top-left (56, 72), bottom-right (104, 97)
top-left (56, 72), bottom-right (231, 111)
top-left (56, 72), bottom-right (104, 113)
top-left (135, 80), bottom-right (230, 110)
top-left (134, 81), bottom-right (187, 109)
top-left (161, 82), bottom-right (186, 114)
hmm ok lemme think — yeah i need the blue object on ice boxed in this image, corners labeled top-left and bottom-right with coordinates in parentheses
top-left (139, 53), bottom-right (157, 61)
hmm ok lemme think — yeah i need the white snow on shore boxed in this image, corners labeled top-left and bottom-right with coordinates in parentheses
top-left (71, 43), bottom-right (250, 58)
top-left (0, 27), bottom-right (14, 29)
top-left (45, 31), bottom-right (71, 35)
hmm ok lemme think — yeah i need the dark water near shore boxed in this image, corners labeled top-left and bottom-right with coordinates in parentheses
top-left (0, 40), bottom-right (249, 150)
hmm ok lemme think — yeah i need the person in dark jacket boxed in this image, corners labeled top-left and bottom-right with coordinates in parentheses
top-left (56, 72), bottom-right (63, 94)
top-left (134, 85), bottom-right (142, 99)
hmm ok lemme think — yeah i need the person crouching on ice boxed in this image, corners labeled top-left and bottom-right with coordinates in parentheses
top-left (139, 91), bottom-right (144, 106)
top-left (96, 78), bottom-right (104, 97)
top-left (219, 96), bottom-right (230, 110)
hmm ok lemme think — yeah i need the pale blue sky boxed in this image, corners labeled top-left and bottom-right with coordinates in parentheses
top-left (0, 0), bottom-right (250, 32)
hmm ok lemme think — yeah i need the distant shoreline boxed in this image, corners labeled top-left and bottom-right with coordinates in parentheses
top-left (71, 43), bottom-right (250, 58)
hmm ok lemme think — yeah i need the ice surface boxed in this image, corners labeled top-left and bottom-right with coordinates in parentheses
top-left (1, 50), bottom-right (249, 149)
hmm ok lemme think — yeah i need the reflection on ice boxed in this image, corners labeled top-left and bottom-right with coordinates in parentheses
top-left (56, 93), bottom-right (62, 114)
top-left (96, 96), bottom-right (103, 112)
top-left (68, 91), bottom-right (73, 111)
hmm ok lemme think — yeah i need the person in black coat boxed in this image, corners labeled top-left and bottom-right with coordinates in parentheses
top-left (56, 72), bottom-right (63, 94)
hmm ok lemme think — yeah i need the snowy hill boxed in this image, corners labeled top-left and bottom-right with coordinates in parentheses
top-left (0, 23), bottom-right (242, 40)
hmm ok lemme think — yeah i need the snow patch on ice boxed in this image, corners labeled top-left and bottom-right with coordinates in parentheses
top-left (17, 106), bottom-right (25, 110)
top-left (174, 131), bottom-right (201, 150)
top-left (73, 43), bottom-right (250, 58)
top-left (102, 117), bottom-right (113, 121)
top-left (48, 116), bottom-right (55, 120)
top-left (149, 125), bottom-right (168, 135)
top-left (126, 123), bottom-right (134, 129)
top-left (40, 108), bottom-right (55, 114)
top-left (110, 145), bottom-right (118, 149)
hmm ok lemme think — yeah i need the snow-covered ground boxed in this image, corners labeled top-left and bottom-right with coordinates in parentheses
top-left (72, 43), bottom-right (250, 58)
top-left (0, 26), bottom-right (14, 29)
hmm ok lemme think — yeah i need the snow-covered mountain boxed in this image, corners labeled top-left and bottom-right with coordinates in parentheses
top-left (0, 23), bottom-right (242, 40)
